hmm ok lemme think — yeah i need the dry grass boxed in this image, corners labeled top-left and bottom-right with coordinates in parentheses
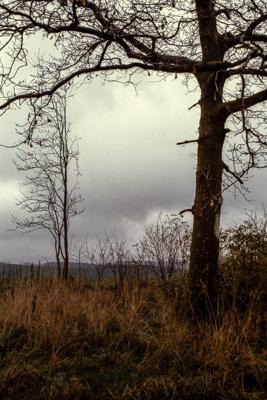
top-left (0, 278), bottom-right (267, 399)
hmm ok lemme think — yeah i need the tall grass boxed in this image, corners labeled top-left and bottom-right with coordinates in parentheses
top-left (0, 278), bottom-right (266, 399)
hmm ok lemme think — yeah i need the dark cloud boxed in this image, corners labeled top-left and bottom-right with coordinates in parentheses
top-left (0, 76), bottom-right (266, 262)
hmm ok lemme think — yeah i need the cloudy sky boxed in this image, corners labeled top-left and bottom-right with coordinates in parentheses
top-left (0, 74), bottom-right (266, 263)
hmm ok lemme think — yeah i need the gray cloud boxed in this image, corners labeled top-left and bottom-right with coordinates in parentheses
top-left (0, 76), bottom-right (266, 262)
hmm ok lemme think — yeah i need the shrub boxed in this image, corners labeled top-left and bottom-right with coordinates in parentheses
top-left (220, 213), bottom-right (267, 313)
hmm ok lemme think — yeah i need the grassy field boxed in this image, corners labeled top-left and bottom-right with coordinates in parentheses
top-left (0, 278), bottom-right (267, 399)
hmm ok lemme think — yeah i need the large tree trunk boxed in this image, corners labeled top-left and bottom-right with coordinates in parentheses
top-left (189, 73), bottom-right (227, 318)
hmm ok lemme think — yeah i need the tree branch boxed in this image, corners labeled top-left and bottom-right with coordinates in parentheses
top-left (223, 162), bottom-right (244, 185)
top-left (224, 87), bottom-right (267, 115)
top-left (0, 62), bottom-right (166, 111)
top-left (176, 139), bottom-right (199, 146)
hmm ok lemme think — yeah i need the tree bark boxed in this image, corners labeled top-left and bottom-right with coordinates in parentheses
top-left (189, 72), bottom-right (227, 318)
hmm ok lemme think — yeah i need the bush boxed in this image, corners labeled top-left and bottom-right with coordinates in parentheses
top-left (220, 213), bottom-right (267, 313)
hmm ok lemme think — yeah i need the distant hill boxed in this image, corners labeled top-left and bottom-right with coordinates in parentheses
top-left (0, 262), bottom-right (97, 279)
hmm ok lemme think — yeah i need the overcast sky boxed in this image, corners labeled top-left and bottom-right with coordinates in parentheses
top-left (0, 74), bottom-right (266, 263)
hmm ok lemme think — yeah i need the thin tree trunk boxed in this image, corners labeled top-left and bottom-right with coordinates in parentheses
top-left (55, 238), bottom-right (61, 278)
top-left (63, 182), bottom-right (69, 280)
top-left (62, 100), bottom-right (70, 281)
top-left (63, 234), bottom-right (69, 280)
top-left (62, 153), bottom-right (69, 281)
top-left (189, 76), bottom-right (227, 318)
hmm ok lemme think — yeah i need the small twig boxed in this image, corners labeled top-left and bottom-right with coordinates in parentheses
top-left (188, 101), bottom-right (200, 110)
top-left (176, 139), bottom-right (199, 146)
top-left (179, 207), bottom-right (193, 215)
top-left (0, 139), bottom-right (26, 149)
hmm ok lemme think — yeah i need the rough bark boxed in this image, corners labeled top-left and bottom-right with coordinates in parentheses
top-left (189, 72), bottom-right (227, 318)
top-left (187, 1), bottom-right (227, 319)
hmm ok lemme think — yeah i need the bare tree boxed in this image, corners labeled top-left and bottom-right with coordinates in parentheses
top-left (108, 233), bottom-right (133, 294)
top-left (13, 93), bottom-right (84, 279)
top-left (72, 240), bottom-right (86, 282)
top-left (136, 214), bottom-right (191, 281)
top-left (84, 231), bottom-right (133, 292)
top-left (84, 234), bottom-right (112, 288)
top-left (1, 1), bottom-right (267, 315)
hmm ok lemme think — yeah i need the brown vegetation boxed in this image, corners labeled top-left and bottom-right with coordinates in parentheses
top-left (0, 276), bottom-right (267, 400)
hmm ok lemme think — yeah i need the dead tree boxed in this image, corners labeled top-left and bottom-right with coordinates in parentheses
top-left (1, 1), bottom-right (267, 316)
top-left (13, 93), bottom-right (84, 279)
